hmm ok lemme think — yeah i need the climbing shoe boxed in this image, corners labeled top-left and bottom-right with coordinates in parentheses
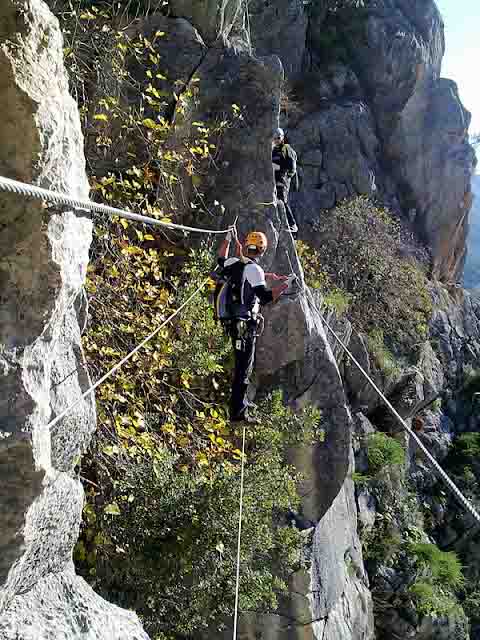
top-left (230, 412), bottom-right (260, 425)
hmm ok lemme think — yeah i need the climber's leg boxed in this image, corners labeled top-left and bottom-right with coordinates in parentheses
top-left (276, 183), bottom-right (298, 232)
top-left (230, 323), bottom-right (257, 422)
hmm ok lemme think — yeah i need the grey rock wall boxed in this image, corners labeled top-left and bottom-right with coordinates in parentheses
top-left (0, 1), bottom-right (148, 638)
top-left (465, 174), bottom-right (480, 289)
top-left (169, 0), bottom-right (243, 44)
top-left (251, 0), bottom-right (475, 283)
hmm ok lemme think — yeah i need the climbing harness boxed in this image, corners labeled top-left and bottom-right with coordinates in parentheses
top-left (0, 176), bottom-right (229, 235)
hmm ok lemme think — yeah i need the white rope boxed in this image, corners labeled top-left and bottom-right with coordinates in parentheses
top-left (46, 278), bottom-right (211, 431)
top-left (0, 175), bottom-right (228, 235)
top-left (232, 424), bottom-right (247, 640)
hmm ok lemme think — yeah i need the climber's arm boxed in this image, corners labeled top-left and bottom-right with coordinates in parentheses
top-left (285, 146), bottom-right (296, 177)
top-left (253, 282), bottom-right (288, 304)
top-left (218, 227), bottom-right (240, 264)
top-left (265, 272), bottom-right (289, 282)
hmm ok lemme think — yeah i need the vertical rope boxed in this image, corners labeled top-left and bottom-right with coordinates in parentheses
top-left (232, 424), bottom-right (247, 639)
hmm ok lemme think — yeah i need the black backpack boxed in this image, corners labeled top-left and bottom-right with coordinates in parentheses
top-left (213, 259), bottom-right (251, 323)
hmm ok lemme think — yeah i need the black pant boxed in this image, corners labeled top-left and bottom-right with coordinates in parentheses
top-left (276, 183), bottom-right (297, 228)
top-left (230, 321), bottom-right (257, 420)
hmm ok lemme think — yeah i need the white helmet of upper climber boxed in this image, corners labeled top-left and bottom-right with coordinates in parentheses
top-left (273, 127), bottom-right (285, 141)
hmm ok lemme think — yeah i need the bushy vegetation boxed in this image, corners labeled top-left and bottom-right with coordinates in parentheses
top-left (366, 329), bottom-right (401, 378)
top-left (408, 544), bottom-right (465, 619)
top-left (409, 544), bottom-right (465, 590)
top-left (409, 581), bottom-right (464, 618)
top-left (366, 432), bottom-right (405, 475)
top-left (308, 196), bottom-right (432, 357)
top-left (359, 472), bottom-right (466, 626)
top-left (296, 240), bottom-right (351, 315)
top-left (446, 431), bottom-right (480, 491)
top-left (442, 432), bottom-right (480, 634)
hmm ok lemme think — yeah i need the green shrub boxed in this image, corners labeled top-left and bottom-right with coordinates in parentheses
top-left (410, 581), bottom-right (464, 618)
top-left (367, 432), bottom-right (405, 475)
top-left (409, 543), bottom-right (465, 590)
top-left (76, 391), bottom-right (318, 637)
top-left (296, 240), bottom-right (351, 314)
top-left (455, 433), bottom-right (480, 460)
top-left (447, 433), bottom-right (480, 486)
top-left (366, 329), bottom-right (401, 378)
top-left (308, 196), bottom-right (432, 358)
top-left (351, 472), bottom-right (371, 484)
top-left (463, 589), bottom-right (480, 623)
top-left (324, 289), bottom-right (351, 315)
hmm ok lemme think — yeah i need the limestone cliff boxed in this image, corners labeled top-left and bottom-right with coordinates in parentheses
top-left (465, 174), bottom-right (480, 289)
top-left (0, 1), bottom-right (148, 638)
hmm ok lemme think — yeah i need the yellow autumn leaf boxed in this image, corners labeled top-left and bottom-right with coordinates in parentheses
top-left (196, 452), bottom-right (209, 467)
top-left (93, 113), bottom-right (108, 122)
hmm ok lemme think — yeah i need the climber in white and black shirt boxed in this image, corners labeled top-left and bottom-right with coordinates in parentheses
top-left (217, 229), bottom-right (294, 423)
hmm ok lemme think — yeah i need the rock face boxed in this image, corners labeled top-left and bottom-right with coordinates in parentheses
top-left (0, 1), bottom-right (148, 638)
top-left (169, 0), bottom-right (243, 44)
top-left (3, 0), bottom-right (476, 639)
top-left (465, 174), bottom-right (480, 289)
top-left (251, 0), bottom-right (475, 283)
top-left (429, 287), bottom-right (480, 432)
top-left (154, 4), bottom-right (374, 638)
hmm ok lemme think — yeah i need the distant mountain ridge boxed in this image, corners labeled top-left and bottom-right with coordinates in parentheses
top-left (465, 174), bottom-right (480, 289)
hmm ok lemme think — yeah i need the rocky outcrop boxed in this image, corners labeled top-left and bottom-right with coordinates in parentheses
top-left (0, 1), bottom-right (148, 638)
top-left (220, 484), bottom-right (373, 640)
top-left (465, 174), bottom-right (480, 289)
top-left (429, 287), bottom-right (480, 432)
top-left (3, 0), bottom-right (474, 638)
top-left (251, 0), bottom-right (475, 283)
top-left (169, 0), bottom-right (243, 44)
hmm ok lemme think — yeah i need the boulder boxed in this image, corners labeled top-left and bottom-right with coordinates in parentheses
top-left (169, 0), bottom-right (244, 44)
top-left (249, 0), bottom-right (307, 76)
top-left (289, 101), bottom-right (381, 226)
top-left (255, 290), bottom-right (352, 521)
top-left (220, 483), bottom-right (374, 640)
top-left (125, 15), bottom-right (207, 119)
top-left (0, 2), bottom-right (148, 637)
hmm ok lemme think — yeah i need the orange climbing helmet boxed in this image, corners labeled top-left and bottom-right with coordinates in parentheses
top-left (245, 231), bottom-right (268, 254)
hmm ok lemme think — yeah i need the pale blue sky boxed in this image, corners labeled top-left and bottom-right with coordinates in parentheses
top-left (436, 0), bottom-right (480, 134)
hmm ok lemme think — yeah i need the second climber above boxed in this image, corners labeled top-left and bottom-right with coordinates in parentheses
top-left (272, 127), bottom-right (299, 234)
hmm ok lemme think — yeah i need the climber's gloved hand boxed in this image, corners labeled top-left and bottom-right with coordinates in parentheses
top-left (225, 225), bottom-right (237, 243)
